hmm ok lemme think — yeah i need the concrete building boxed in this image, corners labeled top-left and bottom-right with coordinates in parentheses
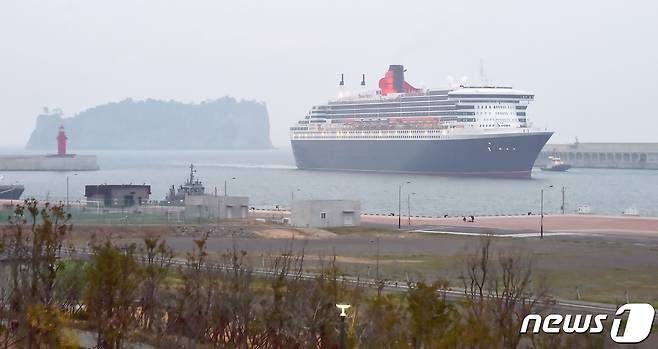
top-left (85, 184), bottom-right (151, 207)
top-left (184, 194), bottom-right (249, 221)
top-left (290, 200), bottom-right (360, 228)
top-left (536, 143), bottom-right (658, 170)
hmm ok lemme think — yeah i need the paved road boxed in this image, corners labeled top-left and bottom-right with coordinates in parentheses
top-left (252, 209), bottom-right (658, 240)
top-left (363, 214), bottom-right (658, 237)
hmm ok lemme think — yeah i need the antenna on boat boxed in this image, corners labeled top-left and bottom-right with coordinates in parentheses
top-left (479, 58), bottom-right (487, 86)
top-left (189, 163), bottom-right (196, 184)
top-left (339, 73), bottom-right (344, 86)
top-left (361, 74), bottom-right (365, 86)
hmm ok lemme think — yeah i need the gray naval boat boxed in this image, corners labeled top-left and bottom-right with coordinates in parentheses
top-left (290, 65), bottom-right (552, 178)
top-left (163, 164), bottom-right (205, 206)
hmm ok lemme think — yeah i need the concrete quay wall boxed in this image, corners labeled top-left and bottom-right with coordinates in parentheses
top-left (535, 143), bottom-right (658, 169)
top-left (0, 154), bottom-right (99, 171)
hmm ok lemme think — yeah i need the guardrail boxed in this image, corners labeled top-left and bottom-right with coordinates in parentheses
top-left (51, 246), bottom-right (624, 317)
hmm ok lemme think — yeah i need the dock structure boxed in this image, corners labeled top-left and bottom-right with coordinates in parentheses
top-left (536, 143), bottom-right (658, 170)
top-left (0, 125), bottom-right (99, 171)
top-left (0, 154), bottom-right (99, 171)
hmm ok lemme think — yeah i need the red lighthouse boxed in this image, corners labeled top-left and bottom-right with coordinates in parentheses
top-left (56, 125), bottom-right (68, 156)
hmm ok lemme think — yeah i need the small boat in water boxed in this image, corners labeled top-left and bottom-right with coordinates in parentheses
top-left (0, 175), bottom-right (24, 200)
top-left (540, 155), bottom-right (572, 172)
top-left (0, 184), bottom-right (24, 200)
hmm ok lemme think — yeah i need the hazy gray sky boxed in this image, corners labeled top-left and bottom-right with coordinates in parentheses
top-left (1, 0), bottom-right (657, 147)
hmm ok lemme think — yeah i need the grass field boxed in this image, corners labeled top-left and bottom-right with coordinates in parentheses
top-left (2, 217), bottom-right (656, 305)
top-left (328, 228), bottom-right (658, 304)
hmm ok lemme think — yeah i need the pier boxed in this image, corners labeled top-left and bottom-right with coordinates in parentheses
top-left (536, 142), bottom-right (658, 169)
top-left (0, 154), bottom-right (99, 171)
top-left (0, 125), bottom-right (99, 171)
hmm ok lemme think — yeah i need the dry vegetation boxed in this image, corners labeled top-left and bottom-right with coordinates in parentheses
top-left (0, 201), bottom-right (653, 348)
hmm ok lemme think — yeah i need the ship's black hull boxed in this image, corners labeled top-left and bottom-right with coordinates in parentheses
top-left (291, 132), bottom-right (552, 178)
top-left (0, 185), bottom-right (24, 200)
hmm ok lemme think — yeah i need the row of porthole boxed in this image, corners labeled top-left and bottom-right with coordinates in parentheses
top-left (487, 147), bottom-right (517, 151)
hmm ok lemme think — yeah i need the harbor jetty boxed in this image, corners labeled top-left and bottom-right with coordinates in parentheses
top-left (0, 154), bottom-right (98, 171)
top-left (536, 142), bottom-right (658, 170)
top-left (0, 125), bottom-right (98, 171)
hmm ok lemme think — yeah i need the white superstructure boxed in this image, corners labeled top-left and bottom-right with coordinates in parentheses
top-left (290, 86), bottom-right (536, 141)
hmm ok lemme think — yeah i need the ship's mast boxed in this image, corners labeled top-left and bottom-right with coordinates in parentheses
top-left (479, 58), bottom-right (487, 86)
top-left (188, 164), bottom-right (195, 185)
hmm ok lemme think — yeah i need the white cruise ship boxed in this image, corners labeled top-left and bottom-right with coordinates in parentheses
top-left (290, 65), bottom-right (552, 178)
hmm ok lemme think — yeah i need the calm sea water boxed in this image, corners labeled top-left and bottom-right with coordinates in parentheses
top-left (1, 147), bottom-right (657, 217)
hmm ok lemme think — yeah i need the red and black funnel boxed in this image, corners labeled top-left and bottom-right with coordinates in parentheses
top-left (378, 65), bottom-right (418, 96)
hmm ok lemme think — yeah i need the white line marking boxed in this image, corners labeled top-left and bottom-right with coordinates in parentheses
top-left (412, 230), bottom-right (584, 238)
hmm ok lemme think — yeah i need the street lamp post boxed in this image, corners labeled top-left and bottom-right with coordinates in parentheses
top-left (407, 192), bottom-right (416, 225)
top-left (336, 304), bottom-right (351, 349)
top-left (375, 236), bottom-right (380, 281)
top-left (340, 311), bottom-right (346, 349)
top-left (66, 173), bottom-right (77, 208)
top-left (291, 188), bottom-right (301, 202)
top-left (369, 236), bottom-right (381, 281)
top-left (398, 181), bottom-right (411, 229)
top-left (540, 185), bottom-right (554, 239)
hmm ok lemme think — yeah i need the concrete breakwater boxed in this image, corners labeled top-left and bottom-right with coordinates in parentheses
top-left (0, 154), bottom-right (99, 171)
top-left (536, 143), bottom-right (658, 170)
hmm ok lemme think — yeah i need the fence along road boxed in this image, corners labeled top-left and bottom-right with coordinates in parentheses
top-left (58, 246), bottom-right (634, 318)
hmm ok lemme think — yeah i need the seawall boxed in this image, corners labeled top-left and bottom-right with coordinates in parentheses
top-left (0, 154), bottom-right (99, 171)
top-left (535, 143), bottom-right (658, 169)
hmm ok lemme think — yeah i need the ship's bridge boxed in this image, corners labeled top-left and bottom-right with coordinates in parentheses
top-left (448, 86), bottom-right (533, 99)
top-left (448, 87), bottom-right (534, 131)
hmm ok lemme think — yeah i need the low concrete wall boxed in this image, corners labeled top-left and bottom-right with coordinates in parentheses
top-left (0, 154), bottom-right (99, 171)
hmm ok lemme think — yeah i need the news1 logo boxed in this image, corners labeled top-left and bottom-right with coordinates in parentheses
top-left (520, 303), bottom-right (656, 344)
